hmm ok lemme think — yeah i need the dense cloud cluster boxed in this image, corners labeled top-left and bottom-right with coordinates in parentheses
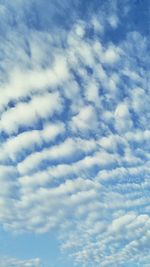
top-left (0, 0), bottom-right (149, 266)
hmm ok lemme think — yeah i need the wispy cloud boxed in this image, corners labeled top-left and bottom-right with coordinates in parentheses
top-left (0, 257), bottom-right (41, 267)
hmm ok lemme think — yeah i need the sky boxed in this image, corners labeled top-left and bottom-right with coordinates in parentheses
top-left (0, 0), bottom-right (150, 266)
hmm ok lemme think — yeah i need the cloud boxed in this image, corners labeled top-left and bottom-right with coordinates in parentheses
top-left (17, 138), bottom-right (97, 175)
top-left (70, 105), bottom-right (99, 133)
top-left (114, 102), bottom-right (133, 133)
top-left (0, 92), bottom-right (63, 135)
top-left (0, 257), bottom-right (41, 267)
top-left (0, 122), bottom-right (65, 162)
top-left (0, 1), bottom-right (149, 267)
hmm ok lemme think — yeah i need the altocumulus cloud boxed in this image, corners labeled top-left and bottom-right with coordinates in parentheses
top-left (0, 0), bottom-right (150, 267)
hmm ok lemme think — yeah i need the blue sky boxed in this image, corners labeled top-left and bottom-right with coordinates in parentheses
top-left (0, 0), bottom-right (149, 266)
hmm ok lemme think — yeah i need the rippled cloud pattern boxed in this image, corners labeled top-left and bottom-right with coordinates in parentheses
top-left (0, 1), bottom-right (149, 266)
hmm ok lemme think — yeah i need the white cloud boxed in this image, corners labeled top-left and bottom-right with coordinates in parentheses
top-left (114, 102), bottom-right (133, 133)
top-left (110, 212), bottom-right (137, 232)
top-left (0, 122), bottom-right (65, 161)
top-left (0, 55), bottom-right (69, 111)
top-left (0, 92), bottom-right (63, 134)
top-left (102, 44), bottom-right (121, 64)
top-left (84, 79), bottom-right (100, 105)
top-left (0, 257), bottom-right (41, 267)
top-left (17, 138), bottom-right (97, 175)
top-left (71, 105), bottom-right (99, 133)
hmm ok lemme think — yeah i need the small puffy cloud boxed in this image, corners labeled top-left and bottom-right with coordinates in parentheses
top-left (71, 105), bottom-right (99, 133)
top-left (84, 79), bottom-right (100, 105)
top-left (102, 44), bottom-right (121, 65)
top-left (107, 14), bottom-right (119, 29)
top-left (114, 102), bottom-right (133, 133)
